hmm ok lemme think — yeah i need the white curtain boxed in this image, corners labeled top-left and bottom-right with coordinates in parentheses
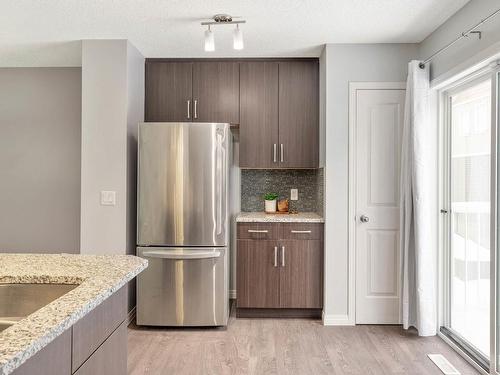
top-left (400, 60), bottom-right (438, 336)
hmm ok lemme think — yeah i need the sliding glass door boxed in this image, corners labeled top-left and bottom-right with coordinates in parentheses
top-left (442, 69), bottom-right (498, 372)
top-left (450, 77), bottom-right (491, 357)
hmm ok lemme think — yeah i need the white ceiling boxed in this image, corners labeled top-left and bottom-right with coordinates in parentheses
top-left (0, 0), bottom-right (469, 66)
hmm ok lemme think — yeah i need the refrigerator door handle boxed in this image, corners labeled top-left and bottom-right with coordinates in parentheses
top-left (215, 131), bottom-right (225, 236)
top-left (142, 249), bottom-right (222, 260)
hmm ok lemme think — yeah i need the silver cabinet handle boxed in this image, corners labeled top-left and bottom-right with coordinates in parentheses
top-left (291, 230), bottom-right (312, 234)
top-left (273, 144), bottom-right (277, 163)
top-left (187, 100), bottom-right (191, 119)
top-left (281, 246), bottom-right (285, 267)
top-left (360, 215), bottom-right (369, 223)
top-left (274, 246), bottom-right (278, 267)
top-left (248, 229), bottom-right (268, 233)
top-left (280, 144), bottom-right (284, 162)
top-left (194, 99), bottom-right (198, 119)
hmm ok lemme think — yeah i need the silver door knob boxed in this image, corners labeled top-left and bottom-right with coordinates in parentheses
top-left (360, 215), bottom-right (369, 223)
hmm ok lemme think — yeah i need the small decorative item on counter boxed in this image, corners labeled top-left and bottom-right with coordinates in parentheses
top-left (277, 198), bottom-right (289, 213)
top-left (263, 192), bottom-right (278, 213)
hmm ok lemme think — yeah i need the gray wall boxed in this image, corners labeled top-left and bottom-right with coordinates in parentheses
top-left (0, 68), bottom-right (81, 253)
top-left (420, 0), bottom-right (500, 81)
top-left (80, 40), bottom-right (144, 311)
top-left (322, 44), bottom-right (418, 321)
top-left (80, 40), bottom-right (144, 258)
top-left (125, 42), bottom-right (145, 311)
top-left (80, 40), bottom-right (128, 254)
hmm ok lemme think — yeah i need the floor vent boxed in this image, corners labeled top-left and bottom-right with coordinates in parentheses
top-left (428, 354), bottom-right (460, 375)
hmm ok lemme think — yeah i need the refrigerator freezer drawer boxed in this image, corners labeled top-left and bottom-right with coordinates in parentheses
top-left (136, 247), bottom-right (229, 327)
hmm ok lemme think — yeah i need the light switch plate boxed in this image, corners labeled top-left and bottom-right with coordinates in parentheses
top-left (100, 190), bottom-right (116, 206)
top-left (290, 189), bottom-right (298, 201)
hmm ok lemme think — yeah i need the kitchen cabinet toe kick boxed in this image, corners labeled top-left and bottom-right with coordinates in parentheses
top-left (236, 308), bottom-right (322, 319)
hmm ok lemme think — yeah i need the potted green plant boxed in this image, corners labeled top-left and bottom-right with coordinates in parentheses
top-left (263, 192), bottom-right (279, 213)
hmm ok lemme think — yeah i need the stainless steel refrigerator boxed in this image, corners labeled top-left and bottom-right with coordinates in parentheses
top-left (136, 122), bottom-right (230, 326)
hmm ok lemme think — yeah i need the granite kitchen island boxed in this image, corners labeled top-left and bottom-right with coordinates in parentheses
top-left (0, 254), bottom-right (147, 375)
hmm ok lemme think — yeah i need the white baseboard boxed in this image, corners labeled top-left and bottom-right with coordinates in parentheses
top-left (126, 306), bottom-right (136, 326)
top-left (229, 289), bottom-right (236, 299)
top-left (322, 313), bottom-right (355, 326)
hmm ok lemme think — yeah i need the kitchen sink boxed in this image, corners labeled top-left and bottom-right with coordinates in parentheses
top-left (0, 283), bottom-right (78, 333)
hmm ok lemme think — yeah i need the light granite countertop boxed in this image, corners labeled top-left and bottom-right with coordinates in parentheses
top-left (0, 253), bottom-right (148, 375)
top-left (236, 212), bottom-right (324, 223)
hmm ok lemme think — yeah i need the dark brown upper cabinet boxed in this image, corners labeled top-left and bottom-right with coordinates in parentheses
top-left (145, 61), bottom-right (239, 124)
top-left (239, 60), bottom-right (319, 169)
top-left (145, 59), bottom-right (318, 168)
top-left (278, 61), bottom-right (319, 168)
top-left (239, 62), bottom-right (279, 168)
top-left (145, 62), bottom-right (192, 122)
top-left (192, 62), bottom-right (240, 124)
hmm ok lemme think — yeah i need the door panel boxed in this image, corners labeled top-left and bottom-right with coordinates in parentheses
top-left (137, 122), bottom-right (229, 246)
top-left (192, 62), bottom-right (239, 124)
top-left (279, 240), bottom-right (323, 308)
top-left (145, 62), bottom-right (192, 122)
top-left (236, 240), bottom-right (280, 308)
top-left (355, 89), bottom-right (405, 324)
top-left (239, 62), bottom-right (279, 168)
top-left (278, 61), bottom-right (319, 168)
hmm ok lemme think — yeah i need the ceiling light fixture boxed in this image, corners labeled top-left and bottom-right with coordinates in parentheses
top-left (201, 14), bottom-right (246, 51)
top-left (204, 25), bottom-right (214, 52)
top-left (233, 24), bottom-right (243, 50)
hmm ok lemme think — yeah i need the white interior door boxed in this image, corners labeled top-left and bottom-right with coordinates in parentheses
top-left (355, 88), bottom-right (405, 324)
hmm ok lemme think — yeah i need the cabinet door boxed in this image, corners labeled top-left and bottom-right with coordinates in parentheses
top-left (145, 62), bottom-right (192, 122)
top-left (72, 285), bottom-right (127, 372)
top-left (278, 61), bottom-right (319, 168)
top-left (279, 240), bottom-right (323, 308)
top-left (192, 62), bottom-right (239, 124)
top-left (239, 62), bottom-right (279, 168)
top-left (237, 239), bottom-right (280, 308)
top-left (74, 322), bottom-right (127, 375)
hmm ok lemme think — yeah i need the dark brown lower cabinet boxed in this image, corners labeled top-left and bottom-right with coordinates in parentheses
top-left (12, 330), bottom-right (72, 375)
top-left (12, 285), bottom-right (128, 375)
top-left (237, 239), bottom-right (280, 308)
top-left (74, 322), bottom-right (127, 375)
top-left (236, 223), bottom-right (323, 316)
top-left (279, 240), bottom-right (323, 309)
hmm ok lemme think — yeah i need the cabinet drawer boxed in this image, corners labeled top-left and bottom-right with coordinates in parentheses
top-left (237, 223), bottom-right (279, 240)
top-left (280, 223), bottom-right (323, 240)
top-left (72, 285), bottom-right (127, 372)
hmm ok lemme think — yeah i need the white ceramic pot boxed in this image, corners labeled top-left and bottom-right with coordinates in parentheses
top-left (265, 199), bottom-right (277, 213)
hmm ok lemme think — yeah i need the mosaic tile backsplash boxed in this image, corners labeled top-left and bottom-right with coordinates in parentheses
top-left (241, 169), bottom-right (324, 213)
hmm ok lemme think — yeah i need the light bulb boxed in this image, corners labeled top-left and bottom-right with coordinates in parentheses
top-left (204, 27), bottom-right (214, 52)
top-left (233, 24), bottom-right (243, 50)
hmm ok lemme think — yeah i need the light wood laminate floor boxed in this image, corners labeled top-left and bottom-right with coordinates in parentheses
top-left (128, 314), bottom-right (480, 375)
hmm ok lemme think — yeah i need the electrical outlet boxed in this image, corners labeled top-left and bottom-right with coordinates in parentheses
top-left (290, 189), bottom-right (298, 201)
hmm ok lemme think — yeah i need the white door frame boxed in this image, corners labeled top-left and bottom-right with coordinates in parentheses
top-left (348, 81), bottom-right (407, 325)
